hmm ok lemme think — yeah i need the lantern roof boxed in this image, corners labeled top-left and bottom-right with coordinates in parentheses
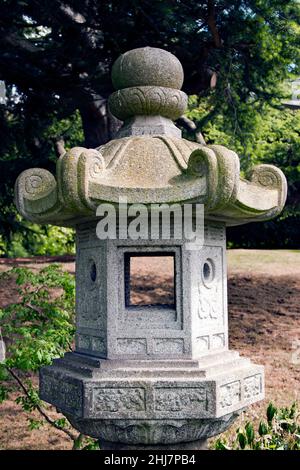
top-left (15, 47), bottom-right (287, 227)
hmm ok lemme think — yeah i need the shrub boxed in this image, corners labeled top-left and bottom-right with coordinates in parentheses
top-left (0, 265), bottom-right (98, 450)
top-left (0, 223), bottom-right (75, 258)
top-left (214, 403), bottom-right (300, 450)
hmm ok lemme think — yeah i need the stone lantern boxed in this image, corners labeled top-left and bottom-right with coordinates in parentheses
top-left (15, 47), bottom-right (287, 450)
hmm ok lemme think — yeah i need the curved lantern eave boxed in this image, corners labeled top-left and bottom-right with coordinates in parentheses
top-left (15, 141), bottom-right (287, 227)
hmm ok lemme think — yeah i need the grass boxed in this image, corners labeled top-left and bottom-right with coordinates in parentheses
top-left (228, 249), bottom-right (300, 275)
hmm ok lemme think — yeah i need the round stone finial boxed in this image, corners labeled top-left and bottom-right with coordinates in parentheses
top-left (109, 47), bottom-right (188, 125)
top-left (111, 47), bottom-right (184, 90)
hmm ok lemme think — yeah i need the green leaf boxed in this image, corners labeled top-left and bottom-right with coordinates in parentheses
top-left (214, 440), bottom-right (231, 450)
top-left (258, 421), bottom-right (269, 436)
top-left (0, 384), bottom-right (9, 403)
top-left (245, 422), bottom-right (255, 445)
top-left (54, 418), bottom-right (67, 428)
top-left (237, 432), bottom-right (247, 450)
top-left (28, 418), bottom-right (43, 430)
top-left (267, 403), bottom-right (277, 423)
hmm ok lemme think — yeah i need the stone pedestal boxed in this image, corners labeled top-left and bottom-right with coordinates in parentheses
top-left (40, 349), bottom-right (261, 446)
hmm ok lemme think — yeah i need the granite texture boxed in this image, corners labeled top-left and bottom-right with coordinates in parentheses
top-left (73, 221), bottom-right (227, 360)
top-left (15, 140), bottom-right (287, 227)
top-left (111, 47), bottom-right (184, 90)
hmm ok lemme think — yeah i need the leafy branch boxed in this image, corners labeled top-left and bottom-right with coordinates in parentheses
top-left (6, 366), bottom-right (77, 442)
top-left (0, 264), bottom-right (99, 450)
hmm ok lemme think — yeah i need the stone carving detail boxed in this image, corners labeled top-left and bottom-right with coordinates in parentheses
top-left (92, 388), bottom-right (146, 413)
top-left (40, 376), bottom-right (82, 414)
top-left (76, 334), bottom-right (106, 354)
top-left (244, 374), bottom-right (262, 400)
top-left (196, 334), bottom-right (225, 352)
top-left (15, 168), bottom-right (58, 219)
top-left (250, 165), bottom-right (282, 188)
top-left (154, 388), bottom-right (207, 412)
top-left (76, 245), bottom-right (106, 355)
top-left (220, 381), bottom-right (241, 409)
top-left (84, 150), bottom-right (105, 179)
top-left (187, 150), bottom-right (208, 177)
top-left (201, 258), bottom-right (215, 288)
top-left (198, 247), bottom-right (223, 325)
top-left (117, 338), bottom-right (147, 355)
top-left (92, 337), bottom-right (106, 352)
top-left (14, 129), bottom-right (287, 226)
top-left (154, 338), bottom-right (184, 355)
top-left (76, 247), bottom-right (106, 332)
top-left (57, 147), bottom-right (104, 212)
top-left (76, 334), bottom-right (90, 350)
top-left (68, 413), bottom-right (240, 444)
top-left (196, 336), bottom-right (210, 351)
top-left (75, 148), bottom-right (105, 181)
top-left (248, 164), bottom-right (287, 215)
top-left (211, 333), bottom-right (225, 349)
top-left (25, 174), bottom-right (42, 194)
top-left (78, 291), bottom-right (105, 326)
top-left (198, 284), bottom-right (219, 320)
top-left (109, 86), bottom-right (187, 121)
top-left (19, 169), bottom-right (56, 199)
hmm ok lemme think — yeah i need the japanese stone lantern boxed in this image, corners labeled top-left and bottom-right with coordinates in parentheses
top-left (15, 47), bottom-right (287, 450)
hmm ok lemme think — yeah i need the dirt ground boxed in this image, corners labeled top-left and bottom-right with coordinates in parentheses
top-left (0, 249), bottom-right (299, 450)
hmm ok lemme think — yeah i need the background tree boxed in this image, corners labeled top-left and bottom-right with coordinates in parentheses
top-left (185, 97), bottom-right (300, 247)
top-left (0, 0), bottom-right (299, 252)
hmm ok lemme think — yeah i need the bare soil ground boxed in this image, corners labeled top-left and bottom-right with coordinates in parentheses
top-left (0, 249), bottom-right (299, 449)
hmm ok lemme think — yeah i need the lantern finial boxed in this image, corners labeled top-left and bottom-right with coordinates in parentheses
top-left (108, 47), bottom-right (188, 137)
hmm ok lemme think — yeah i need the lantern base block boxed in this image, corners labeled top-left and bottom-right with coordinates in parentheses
top-left (40, 350), bottom-right (264, 446)
top-left (66, 413), bottom-right (239, 446)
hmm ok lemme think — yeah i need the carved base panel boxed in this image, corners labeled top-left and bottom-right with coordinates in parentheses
top-left (40, 351), bottom-right (264, 444)
top-left (67, 415), bottom-right (238, 445)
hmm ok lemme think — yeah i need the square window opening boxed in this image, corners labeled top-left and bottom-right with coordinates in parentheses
top-left (124, 252), bottom-right (176, 308)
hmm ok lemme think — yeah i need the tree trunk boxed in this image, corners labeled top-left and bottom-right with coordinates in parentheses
top-left (79, 96), bottom-right (122, 148)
